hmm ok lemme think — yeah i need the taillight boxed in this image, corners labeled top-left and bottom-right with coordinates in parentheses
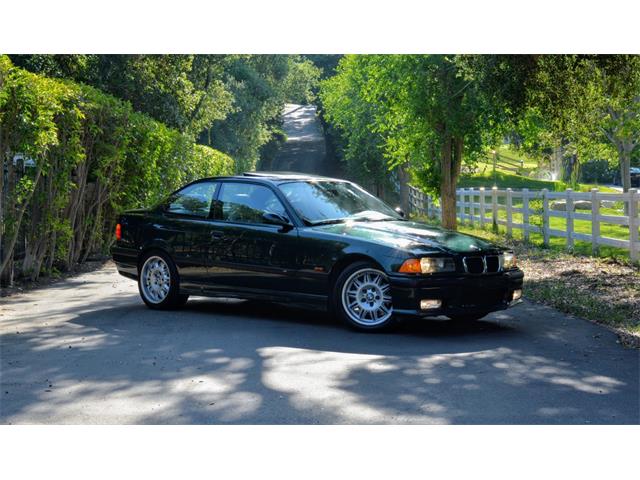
top-left (115, 223), bottom-right (122, 241)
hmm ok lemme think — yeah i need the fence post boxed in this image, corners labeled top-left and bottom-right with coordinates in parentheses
top-left (479, 187), bottom-right (485, 229)
top-left (506, 188), bottom-right (513, 237)
top-left (522, 188), bottom-right (530, 243)
top-left (566, 188), bottom-right (574, 251)
top-left (462, 188), bottom-right (468, 224)
top-left (424, 194), bottom-right (430, 219)
top-left (492, 186), bottom-right (498, 232)
top-left (542, 188), bottom-right (550, 247)
top-left (469, 188), bottom-right (475, 227)
top-left (629, 188), bottom-right (639, 262)
top-left (591, 188), bottom-right (600, 255)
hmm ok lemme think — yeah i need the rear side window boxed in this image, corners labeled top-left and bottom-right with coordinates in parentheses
top-left (215, 182), bottom-right (287, 224)
top-left (165, 182), bottom-right (217, 218)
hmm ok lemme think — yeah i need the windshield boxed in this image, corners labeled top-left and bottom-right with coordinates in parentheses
top-left (278, 180), bottom-right (402, 225)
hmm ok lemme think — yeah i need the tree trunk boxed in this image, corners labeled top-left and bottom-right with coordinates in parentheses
top-left (440, 135), bottom-right (464, 230)
top-left (0, 163), bottom-right (42, 279)
top-left (45, 230), bottom-right (57, 274)
top-left (64, 152), bottom-right (90, 270)
top-left (619, 141), bottom-right (632, 193)
top-left (0, 134), bottom-right (4, 279)
top-left (552, 142), bottom-right (564, 181)
top-left (397, 164), bottom-right (410, 214)
top-left (562, 152), bottom-right (579, 185)
top-left (618, 140), bottom-right (633, 215)
top-left (0, 152), bottom-right (5, 285)
top-left (1, 150), bottom-right (17, 285)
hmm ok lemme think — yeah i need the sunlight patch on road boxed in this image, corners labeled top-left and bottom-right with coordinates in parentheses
top-left (258, 346), bottom-right (450, 424)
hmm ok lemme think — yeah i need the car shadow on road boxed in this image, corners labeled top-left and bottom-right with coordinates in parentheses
top-left (1, 296), bottom-right (638, 425)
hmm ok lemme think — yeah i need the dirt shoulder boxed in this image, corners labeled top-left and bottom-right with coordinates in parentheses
top-left (457, 225), bottom-right (640, 348)
top-left (0, 256), bottom-right (112, 298)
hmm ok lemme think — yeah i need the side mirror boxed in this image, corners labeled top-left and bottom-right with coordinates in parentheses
top-left (263, 212), bottom-right (292, 230)
top-left (395, 207), bottom-right (405, 218)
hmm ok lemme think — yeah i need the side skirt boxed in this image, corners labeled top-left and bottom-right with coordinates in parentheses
top-left (179, 286), bottom-right (328, 310)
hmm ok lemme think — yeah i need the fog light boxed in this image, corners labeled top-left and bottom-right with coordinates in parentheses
top-left (420, 299), bottom-right (442, 310)
top-left (512, 289), bottom-right (522, 301)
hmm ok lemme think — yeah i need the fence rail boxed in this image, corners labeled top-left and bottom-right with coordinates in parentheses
top-left (408, 185), bottom-right (640, 261)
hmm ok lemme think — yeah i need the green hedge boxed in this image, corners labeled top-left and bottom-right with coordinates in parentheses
top-left (0, 56), bottom-right (234, 282)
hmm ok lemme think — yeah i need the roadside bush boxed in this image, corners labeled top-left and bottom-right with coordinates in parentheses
top-left (0, 56), bottom-right (234, 283)
top-left (579, 159), bottom-right (617, 185)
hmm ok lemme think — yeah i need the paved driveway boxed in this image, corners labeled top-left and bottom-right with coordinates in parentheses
top-left (1, 263), bottom-right (638, 424)
top-left (269, 103), bottom-right (328, 175)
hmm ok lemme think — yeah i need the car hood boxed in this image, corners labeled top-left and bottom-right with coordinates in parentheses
top-left (309, 220), bottom-right (500, 254)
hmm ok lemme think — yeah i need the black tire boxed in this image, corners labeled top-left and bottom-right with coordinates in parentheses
top-left (332, 260), bottom-right (396, 332)
top-left (138, 250), bottom-right (188, 310)
top-left (447, 312), bottom-right (488, 323)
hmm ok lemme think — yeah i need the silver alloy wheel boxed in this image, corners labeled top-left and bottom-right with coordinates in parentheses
top-left (341, 268), bottom-right (393, 326)
top-left (140, 256), bottom-right (171, 304)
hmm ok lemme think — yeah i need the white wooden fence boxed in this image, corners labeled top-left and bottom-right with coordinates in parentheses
top-left (408, 185), bottom-right (640, 261)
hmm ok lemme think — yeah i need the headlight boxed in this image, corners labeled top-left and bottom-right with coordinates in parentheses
top-left (501, 252), bottom-right (517, 270)
top-left (399, 257), bottom-right (456, 274)
top-left (420, 257), bottom-right (456, 274)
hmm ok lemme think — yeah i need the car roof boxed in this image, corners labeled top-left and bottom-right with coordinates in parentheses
top-left (197, 171), bottom-right (347, 184)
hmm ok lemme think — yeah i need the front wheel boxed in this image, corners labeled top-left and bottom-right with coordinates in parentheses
top-left (333, 262), bottom-right (395, 331)
top-left (138, 251), bottom-right (188, 310)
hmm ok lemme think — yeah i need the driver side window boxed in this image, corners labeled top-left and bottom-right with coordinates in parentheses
top-left (215, 182), bottom-right (288, 224)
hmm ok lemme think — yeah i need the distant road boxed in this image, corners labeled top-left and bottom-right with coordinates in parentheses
top-left (268, 104), bottom-right (328, 175)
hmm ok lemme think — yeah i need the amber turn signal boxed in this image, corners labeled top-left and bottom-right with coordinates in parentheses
top-left (399, 258), bottom-right (421, 273)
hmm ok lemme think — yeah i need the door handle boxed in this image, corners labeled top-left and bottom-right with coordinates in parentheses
top-left (210, 230), bottom-right (224, 240)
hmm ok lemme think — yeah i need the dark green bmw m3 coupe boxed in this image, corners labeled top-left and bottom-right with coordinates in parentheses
top-left (111, 172), bottom-right (523, 331)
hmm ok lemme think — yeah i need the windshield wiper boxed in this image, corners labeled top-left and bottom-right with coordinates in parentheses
top-left (308, 218), bottom-right (349, 226)
top-left (308, 214), bottom-right (399, 226)
top-left (352, 216), bottom-right (399, 222)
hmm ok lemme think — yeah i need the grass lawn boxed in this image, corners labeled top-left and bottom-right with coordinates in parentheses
top-left (458, 170), bottom-right (557, 190)
top-left (460, 145), bottom-right (619, 193)
top-left (457, 203), bottom-right (636, 262)
top-left (455, 145), bottom-right (631, 259)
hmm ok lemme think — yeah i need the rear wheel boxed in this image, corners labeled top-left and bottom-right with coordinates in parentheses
top-left (333, 261), bottom-right (395, 331)
top-left (138, 251), bottom-right (188, 310)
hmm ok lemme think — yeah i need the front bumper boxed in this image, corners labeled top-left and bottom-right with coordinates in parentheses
top-left (388, 269), bottom-right (524, 317)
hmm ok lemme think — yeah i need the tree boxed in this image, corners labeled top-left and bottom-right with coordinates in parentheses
top-left (9, 54), bottom-right (235, 137)
top-left (319, 56), bottom-right (392, 199)
top-left (0, 57), bottom-right (234, 284)
top-left (200, 55), bottom-right (321, 172)
top-left (304, 55), bottom-right (343, 79)
top-left (321, 55), bottom-right (527, 229)
top-left (282, 56), bottom-right (321, 104)
top-left (11, 54), bottom-right (322, 174)
top-left (530, 55), bottom-right (640, 193)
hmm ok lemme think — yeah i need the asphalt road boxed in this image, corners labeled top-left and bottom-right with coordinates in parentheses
top-left (268, 103), bottom-right (329, 175)
top-left (1, 263), bottom-right (638, 424)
